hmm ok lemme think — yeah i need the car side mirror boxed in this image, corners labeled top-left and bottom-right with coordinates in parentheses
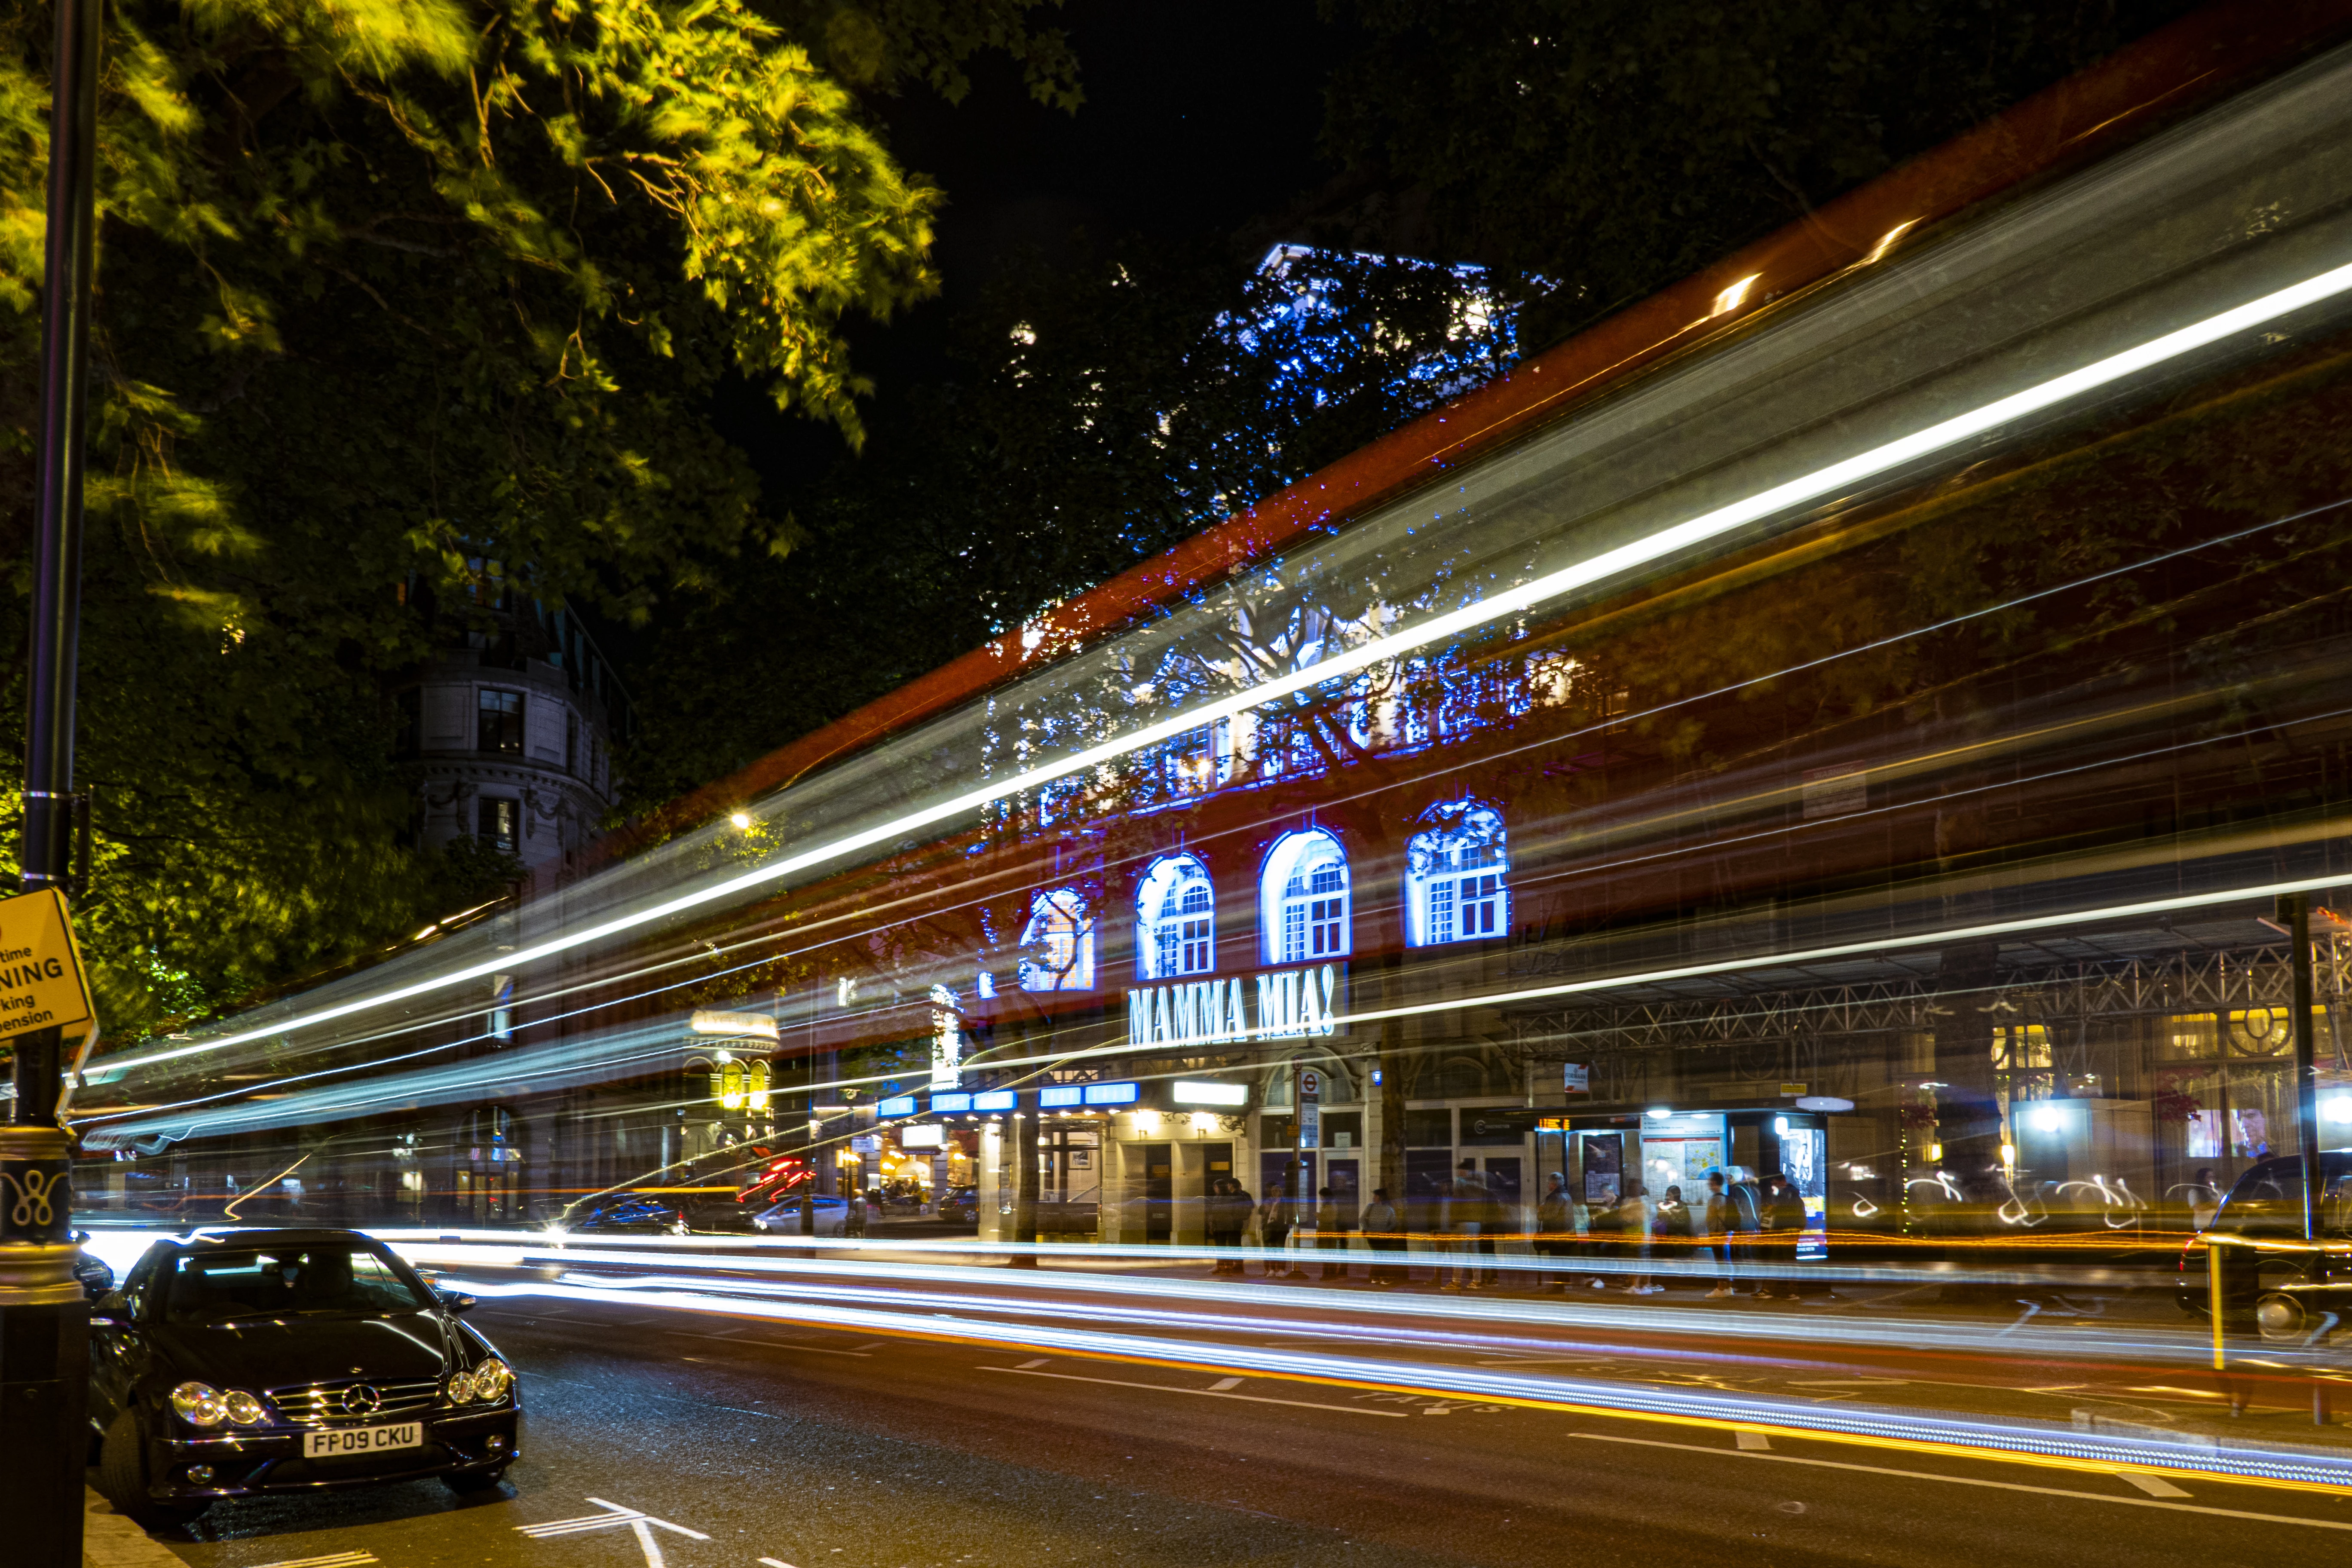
top-left (437, 1288), bottom-right (476, 1314)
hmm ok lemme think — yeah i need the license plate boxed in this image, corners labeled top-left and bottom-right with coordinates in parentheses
top-left (304, 1421), bottom-right (423, 1458)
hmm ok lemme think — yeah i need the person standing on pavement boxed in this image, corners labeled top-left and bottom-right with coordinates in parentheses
top-left (1758, 1174), bottom-right (1806, 1299)
top-left (1261, 1164), bottom-right (1305, 1278)
top-left (1702, 1170), bottom-right (1738, 1298)
top-left (1653, 1184), bottom-right (1692, 1292)
top-left (1443, 1159), bottom-right (1489, 1291)
top-left (1225, 1178), bottom-right (1257, 1276)
top-left (1536, 1172), bottom-right (1574, 1291)
top-left (1617, 1181), bottom-right (1659, 1293)
top-left (1314, 1185), bottom-right (1351, 1281)
top-left (1360, 1187), bottom-right (1403, 1285)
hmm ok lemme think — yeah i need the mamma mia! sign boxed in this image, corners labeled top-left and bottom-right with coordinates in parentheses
top-left (1126, 963), bottom-right (1346, 1047)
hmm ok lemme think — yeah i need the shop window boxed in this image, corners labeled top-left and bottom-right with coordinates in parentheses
top-left (1019, 888), bottom-right (1095, 992)
top-left (1259, 828), bottom-right (1350, 965)
top-left (1406, 800), bottom-right (1510, 946)
top-left (1135, 854), bottom-right (1215, 980)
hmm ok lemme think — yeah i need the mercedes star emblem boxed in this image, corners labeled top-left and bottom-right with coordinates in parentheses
top-left (337, 1383), bottom-right (383, 1416)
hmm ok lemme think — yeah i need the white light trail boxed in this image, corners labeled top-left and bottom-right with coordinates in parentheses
top-left (82, 864), bottom-right (2352, 1142)
top-left (103, 255), bottom-right (2352, 1073)
top-left (447, 1274), bottom-right (2352, 1491)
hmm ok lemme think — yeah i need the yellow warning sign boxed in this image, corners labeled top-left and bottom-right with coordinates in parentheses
top-left (0, 887), bottom-right (92, 1039)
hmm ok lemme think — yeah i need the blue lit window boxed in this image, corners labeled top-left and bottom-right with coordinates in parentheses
top-left (1259, 829), bottom-right (1350, 965)
top-left (1135, 854), bottom-right (1215, 980)
top-left (932, 1092), bottom-right (974, 1113)
top-left (972, 1090), bottom-right (1017, 1112)
top-left (1019, 888), bottom-right (1095, 992)
top-left (1406, 801), bottom-right (1510, 946)
top-left (1082, 1081), bottom-right (1139, 1106)
top-left (876, 1096), bottom-right (916, 1117)
top-left (1039, 1085), bottom-right (1083, 1108)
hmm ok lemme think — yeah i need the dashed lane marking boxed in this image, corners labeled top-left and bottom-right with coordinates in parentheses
top-left (1017, 1358), bottom-right (1050, 1369)
top-left (1208, 1377), bottom-right (1244, 1392)
top-left (979, 1364), bottom-right (1408, 1416)
top-left (1736, 1432), bottom-right (1771, 1451)
top-left (2119, 1473), bottom-right (2193, 1499)
top-left (244, 1553), bottom-right (377, 1568)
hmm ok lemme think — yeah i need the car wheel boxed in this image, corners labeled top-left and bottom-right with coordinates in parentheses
top-left (444, 1465), bottom-right (510, 1494)
top-left (97, 1410), bottom-right (208, 1528)
top-left (2256, 1291), bottom-right (2310, 1341)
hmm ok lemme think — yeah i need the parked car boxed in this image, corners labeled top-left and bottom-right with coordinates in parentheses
top-left (566, 1197), bottom-right (682, 1234)
top-left (751, 1194), bottom-right (879, 1237)
top-left (89, 1228), bottom-right (520, 1525)
top-left (937, 1185), bottom-right (979, 1225)
top-left (2174, 1152), bottom-right (2352, 1336)
top-left (71, 1231), bottom-right (115, 1301)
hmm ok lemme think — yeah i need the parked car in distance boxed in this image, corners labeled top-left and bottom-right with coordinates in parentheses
top-left (2174, 1152), bottom-right (2352, 1335)
top-left (937, 1186), bottom-right (979, 1225)
top-left (565, 1197), bottom-right (682, 1234)
top-left (89, 1228), bottom-right (520, 1525)
top-left (72, 1231), bottom-right (115, 1301)
top-left (751, 1194), bottom-right (879, 1237)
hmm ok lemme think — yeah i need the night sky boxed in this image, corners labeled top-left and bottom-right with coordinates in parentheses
top-left (710, 0), bottom-right (1351, 498)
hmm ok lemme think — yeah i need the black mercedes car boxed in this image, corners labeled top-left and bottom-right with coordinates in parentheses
top-left (89, 1228), bottom-right (521, 1524)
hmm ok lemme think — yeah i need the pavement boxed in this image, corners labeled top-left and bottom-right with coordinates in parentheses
top-left (84, 1278), bottom-right (2352, 1568)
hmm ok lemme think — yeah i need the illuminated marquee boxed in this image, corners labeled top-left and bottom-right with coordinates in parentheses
top-left (1125, 962), bottom-right (1345, 1046)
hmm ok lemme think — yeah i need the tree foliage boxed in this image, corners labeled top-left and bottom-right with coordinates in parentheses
top-left (622, 239), bottom-right (1522, 808)
top-left (0, 0), bottom-right (1073, 1034)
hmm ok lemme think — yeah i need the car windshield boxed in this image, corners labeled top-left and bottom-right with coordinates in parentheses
top-left (162, 1245), bottom-right (430, 1323)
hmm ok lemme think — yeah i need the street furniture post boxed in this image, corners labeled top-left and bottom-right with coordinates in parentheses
top-left (2, 0), bottom-right (103, 1559)
top-left (2283, 895), bottom-right (2324, 1251)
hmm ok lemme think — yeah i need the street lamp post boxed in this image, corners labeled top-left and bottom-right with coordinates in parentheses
top-left (1, 0), bottom-right (103, 1561)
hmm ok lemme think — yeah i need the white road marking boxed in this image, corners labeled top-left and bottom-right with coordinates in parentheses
top-left (517, 1498), bottom-right (711, 1553)
top-left (2119, 1472), bottom-right (2193, 1498)
top-left (1737, 1432), bottom-right (1772, 1451)
top-left (1207, 1377), bottom-right (1244, 1392)
top-left (1017, 1358), bottom-right (1051, 1369)
top-left (760, 1559), bottom-right (798, 1567)
top-left (243, 1553), bottom-right (377, 1568)
top-left (979, 1364), bottom-right (1407, 1416)
top-left (1574, 1432), bottom-right (2351, 1530)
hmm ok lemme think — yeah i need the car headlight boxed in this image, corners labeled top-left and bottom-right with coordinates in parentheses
top-left (447, 1368), bottom-right (478, 1403)
top-left (470, 1357), bottom-right (512, 1403)
top-left (170, 1381), bottom-right (227, 1427)
top-left (224, 1390), bottom-right (268, 1427)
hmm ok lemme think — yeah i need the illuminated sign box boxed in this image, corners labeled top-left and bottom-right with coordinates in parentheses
top-left (1039, 1086), bottom-right (1083, 1108)
top-left (931, 1092), bottom-right (973, 1113)
top-left (876, 1095), bottom-right (917, 1117)
top-left (1173, 1080), bottom-right (1248, 1107)
top-left (1082, 1082), bottom-right (1139, 1106)
top-left (899, 1124), bottom-right (946, 1149)
top-left (971, 1090), bottom-right (1017, 1112)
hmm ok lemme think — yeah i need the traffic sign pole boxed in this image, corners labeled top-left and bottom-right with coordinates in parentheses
top-left (4, 0), bottom-right (102, 1558)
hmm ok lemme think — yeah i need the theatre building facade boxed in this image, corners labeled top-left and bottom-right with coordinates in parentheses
top-left (70, 11), bottom-right (2352, 1257)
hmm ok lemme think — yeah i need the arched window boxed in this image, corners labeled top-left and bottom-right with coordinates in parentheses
top-left (1018, 888), bottom-right (1095, 992)
top-left (1259, 828), bottom-right (1351, 965)
top-left (1406, 801), bottom-right (1510, 946)
top-left (1135, 854), bottom-right (1216, 980)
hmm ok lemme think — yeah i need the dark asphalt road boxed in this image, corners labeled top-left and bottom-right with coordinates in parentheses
top-left (105, 1290), bottom-right (2352, 1568)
